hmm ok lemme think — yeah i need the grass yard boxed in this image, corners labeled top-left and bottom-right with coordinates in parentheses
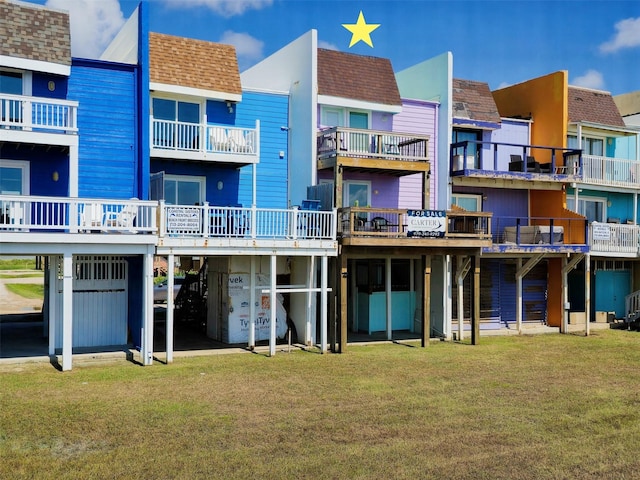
top-left (4, 283), bottom-right (44, 299)
top-left (1, 330), bottom-right (639, 479)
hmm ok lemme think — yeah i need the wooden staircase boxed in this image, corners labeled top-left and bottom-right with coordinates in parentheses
top-left (625, 290), bottom-right (640, 328)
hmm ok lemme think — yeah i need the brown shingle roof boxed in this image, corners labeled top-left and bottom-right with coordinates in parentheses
top-left (149, 32), bottom-right (241, 97)
top-left (317, 48), bottom-right (401, 106)
top-left (452, 78), bottom-right (501, 125)
top-left (0, 0), bottom-right (70, 67)
top-left (568, 86), bottom-right (625, 127)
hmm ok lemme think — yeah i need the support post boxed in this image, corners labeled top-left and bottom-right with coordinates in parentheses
top-left (516, 257), bottom-right (523, 334)
top-left (422, 255), bottom-right (431, 347)
top-left (61, 253), bottom-right (73, 371)
top-left (249, 256), bottom-right (256, 349)
top-left (386, 256), bottom-right (392, 341)
top-left (142, 251), bottom-right (154, 366)
top-left (48, 255), bottom-right (57, 357)
top-left (306, 256), bottom-right (315, 346)
top-left (562, 255), bottom-right (568, 334)
top-left (585, 254), bottom-right (591, 336)
top-left (471, 254), bottom-right (480, 345)
top-left (339, 252), bottom-right (348, 353)
top-left (269, 255), bottom-right (277, 356)
top-left (321, 255), bottom-right (328, 353)
top-left (166, 253), bottom-right (175, 363)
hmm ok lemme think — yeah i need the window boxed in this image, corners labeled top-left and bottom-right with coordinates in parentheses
top-left (452, 129), bottom-right (481, 168)
top-left (567, 135), bottom-right (604, 156)
top-left (348, 111), bottom-right (368, 129)
top-left (163, 175), bottom-right (205, 205)
top-left (0, 71), bottom-right (22, 94)
top-left (344, 181), bottom-right (370, 208)
top-left (0, 160), bottom-right (30, 195)
top-left (152, 98), bottom-right (200, 124)
top-left (567, 196), bottom-right (606, 223)
top-left (452, 194), bottom-right (481, 212)
top-left (321, 107), bottom-right (343, 127)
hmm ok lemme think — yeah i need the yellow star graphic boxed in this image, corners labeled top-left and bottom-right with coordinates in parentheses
top-left (342, 11), bottom-right (380, 48)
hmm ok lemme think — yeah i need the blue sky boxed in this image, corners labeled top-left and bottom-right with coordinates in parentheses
top-left (30, 0), bottom-right (640, 95)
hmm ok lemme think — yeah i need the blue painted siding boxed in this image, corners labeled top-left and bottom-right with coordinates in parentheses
top-left (235, 91), bottom-right (289, 208)
top-left (69, 60), bottom-right (138, 199)
top-left (32, 72), bottom-right (68, 100)
top-left (0, 145), bottom-right (68, 196)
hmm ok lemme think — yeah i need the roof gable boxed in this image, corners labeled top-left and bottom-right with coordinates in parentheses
top-left (149, 32), bottom-right (241, 97)
top-left (317, 48), bottom-right (401, 107)
top-left (568, 86), bottom-right (625, 127)
top-left (452, 78), bottom-right (501, 126)
top-left (0, 0), bottom-right (71, 67)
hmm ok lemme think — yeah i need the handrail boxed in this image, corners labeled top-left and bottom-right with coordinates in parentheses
top-left (0, 93), bottom-right (78, 133)
top-left (159, 201), bottom-right (336, 240)
top-left (581, 154), bottom-right (640, 188)
top-left (590, 222), bottom-right (640, 254)
top-left (0, 195), bottom-right (156, 234)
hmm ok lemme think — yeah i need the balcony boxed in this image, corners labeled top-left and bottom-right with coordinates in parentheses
top-left (450, 140), bottom-right (582, 185)
top-left (484, 216), bottom-right (589, 254)
top-left (317, 127), bottom-right (430, 176)
top-left (0, 93), bottom-right (78, 141)
top-left (157, 202), bottom-right (337, 250)
top-left (580, 155), bottom-right (640, 189)
top-left (589, 222), bottom-right (640, 256)
top-left (150, 118), bottom-right (259, 165)
top-left (338, 207), bottom-right (492, 247)
top-left (0, 195), bottom-right (157, 235)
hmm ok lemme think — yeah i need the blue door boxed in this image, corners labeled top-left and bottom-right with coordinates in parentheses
top-left (595, 270), bottom-right (630, 318)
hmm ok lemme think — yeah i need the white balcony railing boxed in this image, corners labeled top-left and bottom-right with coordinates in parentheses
top-left (589, 222), bottom-right (640, 255)
top-left (158, 202), bottom-right (336, 240)
top-left (581, 155), bottom-right (640, 188)
top-left (151, 118), bottom-right (259, 158)
top-left (0, 195), bottom-right (157, 234)
top-left (0, 93), bottom-right (78, 134)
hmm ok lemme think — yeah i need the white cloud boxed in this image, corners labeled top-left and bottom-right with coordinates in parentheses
top-left (218, 31), bottom-right (264, 70)
top-left (599, 17), bottom-right (640, 53)
top-left (497, 82), bottom-right (511, 90)
top-left (46, 0), bottom-right (125, 59)
top-left (572, 70), bottom-right (605, 90)
top-left (162, 0), bottom-right (273, 18)
top-left (318, 40), bottom-right (339, 51)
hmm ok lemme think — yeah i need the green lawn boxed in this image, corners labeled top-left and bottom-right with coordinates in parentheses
top-left (4, 283), bottom-right (44, 299)
top-left (1, 330), bottom-right (639, 479)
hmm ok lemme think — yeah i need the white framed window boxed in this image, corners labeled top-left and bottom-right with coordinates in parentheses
top-left (320, 107), bottom-right (370, 129)
top-left (567, 135), bottom-right (604, 156)
top-left (163, 174), bottom-right (205, 205)
top-left (320, 107), bottom-right (343, 127)
top-left (452, 193), bottom-right (481, 212)
top-left (152, 96), bottom-right (201, 124)
top-left (567, 196), bottom-right (606, 223)
top-left (0, 68), bottom-right (32, 96)
top-left (0, 160), bottom-right (30, 195)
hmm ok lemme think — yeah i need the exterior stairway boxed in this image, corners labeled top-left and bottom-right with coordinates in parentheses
top-left (625, 290), bottom-right (640, 327)
top-left (175, 262), bottom-right (208, 330)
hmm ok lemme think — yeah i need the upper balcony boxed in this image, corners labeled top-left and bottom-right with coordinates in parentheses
top-left (338, 207), bottom-right (492, 248)
top-left (580, 155), bottom-right (640, 190)
top-left (0, 93), bottom-right (78, 144)
top-left (450, 140), bottom-right (582, 187)
top-left (317, 127), bottom-right (430, 176)
top-left (150, 117), bottom-right (259, 166)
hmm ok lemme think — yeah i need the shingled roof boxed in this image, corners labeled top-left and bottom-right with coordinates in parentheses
top-left (317, 48), bottom-right (401, 107)
top-left (0, 0), bottom-right (70, 67)
top-left (149, 32), bottom-right (241, 97)
top-left (452, 78), bottom-right (501, 126)
top-left (568, 86), bottom-right (625, 127)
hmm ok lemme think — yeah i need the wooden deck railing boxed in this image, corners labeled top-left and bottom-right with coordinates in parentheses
top-left (0, 93), bottom-right (78, 134)
top-left (339, 207), bottom-right (492, 239)
top-left (317, 127), bottom-right (429, 163)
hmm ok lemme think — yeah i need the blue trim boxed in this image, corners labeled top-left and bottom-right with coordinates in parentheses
top-left (453, 118), bottom-right (501, 130)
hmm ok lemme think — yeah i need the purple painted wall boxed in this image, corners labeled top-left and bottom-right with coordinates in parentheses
top-left (393, 99), bottom-right (438, 209)
top-left (487, 119), bottom-right (531, 170)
